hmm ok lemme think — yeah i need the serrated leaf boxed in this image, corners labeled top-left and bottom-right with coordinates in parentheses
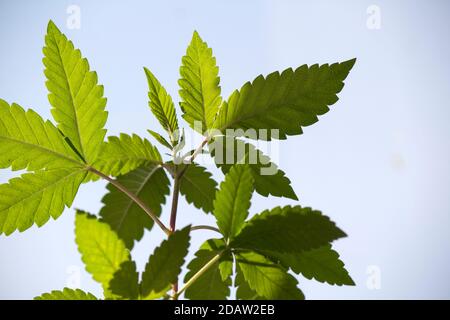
top-left (34, 288), bottom-right (97, 300)
top-left (0, 168), bottom-right (86, 235)
top-left (75, 211), bottom-right (130, 297)
top-left (99, 164), bottom-right (170, 249)
top-left (109, 261), bottom-right (140, 300)
top-left (179, 164), bottom-right (217, 213)
top-left (271, 245), bottom-right (355, 286)
top-left (210, 137), bottom-right (297, 200)
top-left (140, 226), bottom-right (191, 299)
top-left (236, 251), bottom-right (304, 300)
top-left (213, 165), bottom-right (253, 240)
top-left (231, 206), bottom-right (346, 254)
top-left (147, 130), bottom-right (172, 150)
top-left (235, 265), bottom-right (263, 300)
top-left (214, 59), bottom-right (356, 140)
top-left (93, 133), bottom-right (162, 177)
top-left (179, 31), bottom-right (222, 131)
top-left (145, 68), bottom-right (179, 144)
top-left (44, 21), bottom-right (108, 162)
top-left (184, 239), bottom-right (232, 300)
top-left (0, 100), bottom-right (84, 171)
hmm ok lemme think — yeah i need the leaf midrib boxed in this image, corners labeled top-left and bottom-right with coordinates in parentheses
top-left (0, 168), bottom-right (86, 213)
top-left (48, 30), bottom-right (86, 159)
top-left (116, 166), bottom-right (160, 232)
top-left (0, 135), bottom-right (83, 167)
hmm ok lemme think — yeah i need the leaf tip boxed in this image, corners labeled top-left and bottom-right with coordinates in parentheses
top-left (47, 20), bottom-right (60, 33)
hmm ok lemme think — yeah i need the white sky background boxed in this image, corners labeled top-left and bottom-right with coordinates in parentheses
top-left (1, 0), bottom-right (449, 299)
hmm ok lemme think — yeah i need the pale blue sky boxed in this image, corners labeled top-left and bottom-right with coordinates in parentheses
top-left (1, 0), bottom-right (449, 299)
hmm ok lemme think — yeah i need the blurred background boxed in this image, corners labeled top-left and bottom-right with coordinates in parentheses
top-left (1, 0), bottom-right (449, 299)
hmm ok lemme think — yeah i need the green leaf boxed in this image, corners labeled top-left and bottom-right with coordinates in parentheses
top-left (179, 164), bottom-right (217, 213)
top-left (213, 165), bottom-right (253, 240)
top-left (144, 68), bottom-right (179, 144)
top-left (140, 226), bottom-right (191, 299)
top-left (0, 100), bottom-right (84, 171)
top-left (271, 245), bottom-right (355, 286)
top-left (93, 133), bottom-right (162, 177)
top-left (99, 164), bottom-right (170, 249)
top-left (44, 21), bottom-right (108, 162)
top-left (179, 31), bottom-right (222, 131)
top-left (210, 137), bottom-right (297, 200)
top-left (214, 59), bottom-right (356, 139)
top-left (0, 168), bottom-right (86, 235)
top-left (109, 261), bottom-right (140, 300)
top-left (147, 130), bottom-right (172, 150)
top-left (75, 211), bottom-right (130, 297)
top-left (231, 206), bottom-right (346, 254)
top-left (34, 288), bottom-right (97, 300)
top-left (235, 265), bottom-right (263, 300)
top-left (236, 251), bottom-right (304, 300)
top-left (184, 239), bottom-right (232, 300)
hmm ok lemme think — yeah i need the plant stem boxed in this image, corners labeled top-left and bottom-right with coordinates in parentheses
top-left (169, 171), bottom-right (182, 296)
top-left (169, 136), bottom-right (211, 298)
top-left (174, 251), bottom-right (223, 299)
top-left (169, 175), bottom-right (181, 232)
top-left (87, 166), bottom-right (171, 236)
top-left (191, 225), bottom-right (221, 234)
top-left (179, 137), bottom-right (209, 177)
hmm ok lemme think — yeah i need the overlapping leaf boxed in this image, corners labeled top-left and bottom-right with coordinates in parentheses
top-left (0, 100), bottom-right (83, 171)
top-left (140, 226), bottom-right (191, 299)
top-left (213, 165), bottom-right (253, 240)
top-left (100, 164), bottom-right (170, 249)
top-left (75, 211), bottom-right (130, 297)
top-left (44, 21), bottom-right (108, 162)
top-left (184, 239), bottom-right (232, 300)
top-left (34, 288), bottom-right (97, 300)
top-left (236, 251), bottom-right (304, 300)
top-left (179, 164), bottom-right (217, 213)
top-left (109, 261), bottom-right (140, 300)
top-left (231, 206), bottom-right (346, 254)
top-left (179, 31), bottom-right (222, 131)
top-left (214, 59), bottom-right (356, 139)
top-left (235, 266), bottom-right (262, 300)
top-left (210, 137), bottom-right (297, 199)
top-left (0, 168), bottom-right (86, 235)
top-left (272, 245), bottom-right (354, 286)
top-left (93, 133), bottom-right (162, 177)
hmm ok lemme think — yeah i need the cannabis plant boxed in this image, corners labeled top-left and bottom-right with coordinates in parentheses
top-left (0, 21), bottom-right (356, 300)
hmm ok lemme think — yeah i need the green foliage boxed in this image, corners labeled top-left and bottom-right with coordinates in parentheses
top-left (44, 21), bottom-right (107, 163)
top-left (235, 251), bottom-right (304, 300)
top-left (75, 211), bottom-right (130, 298)
top-left (232, 206), bottom-right (346, 254)
top-left (210, 137), bottom-right (297, 200)
top-left (108, 227), bottom-right (191, 300)
top-left (94, 133), bottom-right (162, 177)
top-left (34, 288), bottom-right (97, 300)
top-left (0, 100), bottom-right (83, 171)
top-left (179, 31), bottom-right (222, 131)
top-left (100, 164), bottom-right (170, 249)
top-left (213, 165), bottom-right (254, 240)
top-left (0, 168), bottom-right (86, 235)
top-left (145, 68), bottom-right (179, 145)
top-left (213, 59), bottom-right (355, 140)
top-left (184, 239), bottom-right (232, 300)
top-left (108, 261), bottom-right (140, 300)
top-left (140, 226), bottom-right (191, 299)
top-left (271, 245), bottom-right (355, 286)
top-left (1, 23), bottom-right (356, 300)
top-left (179, 163), bottom-right (217, 213)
